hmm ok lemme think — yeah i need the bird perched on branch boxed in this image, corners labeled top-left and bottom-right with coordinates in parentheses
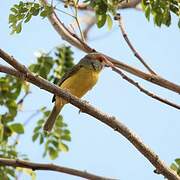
top-left (43, 53), bottom-right (105, 132)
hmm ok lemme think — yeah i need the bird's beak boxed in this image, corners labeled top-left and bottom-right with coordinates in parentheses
top-left (88, 53), bottom-right (115, 68)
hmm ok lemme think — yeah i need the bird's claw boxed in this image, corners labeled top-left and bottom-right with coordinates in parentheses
top-left (78, 100), bottom-right (89, 114)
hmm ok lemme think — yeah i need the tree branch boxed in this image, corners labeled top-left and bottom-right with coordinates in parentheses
top-left (114, 14), bottom-right (156, 75)
top-left (60, 0), bottom-right (141, 11)
top-left (0, 49), bottom-right (179, 180)
top-left (112, 66), bottom-right (180, 109)
top-left (118, 0), bottom-right (141, 9)
top-left (109, 56), bottom-right (180, 94)
top-left (40, 0), bottom-right (180, 94)
top-left (40, 0), bottom-right (92, 53)
top-left (0, 158), bottom-right (114, 180)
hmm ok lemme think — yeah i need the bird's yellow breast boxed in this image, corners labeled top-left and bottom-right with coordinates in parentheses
top-left (60, 67), bottom-right (100, 98)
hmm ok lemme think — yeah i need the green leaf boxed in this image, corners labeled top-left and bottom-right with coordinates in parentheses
top-left (141, 0), bottom-right (180, 28)
top-left (175, 159), bottom-right (180, 165)
top-left (32, 132), bottom-right (39, 142)
top-left (9, 14), bottom-right (17, 23)
top-left (5, 100), bottom-right (17, 117)
top-left (24, 13), bottom-right (32, 23)
top-left (30, 6), bottom-right (40, 16)
top-left (39, 134), bottom-right (44, 144)
top-left (163, 11), bottom-right (171, 27)
top-left (48, 147), bottom-right (58, 160)
top-left (5, 168), bottom-right (15, 178)
top-left (97, 14), bottom-right (107, 28)
top-left (170, 163), bottom-right (178, 171)
top-left (154, 13), bottom-right (162, 27)
top-left (59, 143), bottom-right (69, 152)
top-left (10, 7), bottom-right (18, 14)
top-left (107, 14), bottom-right (113, 30)
top-left (145, 6), bottom-right (151, 21)
top-left (0, 123), bottom-right (4, 142)
top-left (40, 5), bottom-right (53, 18)
top-left (33, 125), bottom-right (41, 132)
top-left (37, 119), bottom-right (45, 125)
top-left (9, 123), bottom-right (24, 134)
top-left (9, 2), bottom-right (49, 34)
top-left (16, 22), bottom-right (22, 33)
top-left (61, 134), bottom-right (71, 141)
top-left (178, 19), bottom-right (180, 29)
top-left (51, 140), bottom-right (59, 149)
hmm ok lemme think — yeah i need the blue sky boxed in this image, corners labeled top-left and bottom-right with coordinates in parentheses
top-left (1, 1), bottom-right (180, 180)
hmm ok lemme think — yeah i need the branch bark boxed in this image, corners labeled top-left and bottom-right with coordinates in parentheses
top-left (0, 158), bottom-right (114, 180)
top-left (0, 49), bottom-right (179, 180)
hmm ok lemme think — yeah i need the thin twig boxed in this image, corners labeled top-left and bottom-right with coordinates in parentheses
top-left (114, 14), bottom-right (156, 75)
top-left (0, 50), bottom-right (179, 180)
top-left (17, 91), bottom-right (31, 105)
top-left (112, 66), bottom-right (180, 110)
top-left (0, 158), bottom-right (114, 180)
top-left (54, 6), bottom-right (75, 18)
top-left (72, 0), bottom-right (85, 41)
top-left (13, 110), bottom-right (41, 146)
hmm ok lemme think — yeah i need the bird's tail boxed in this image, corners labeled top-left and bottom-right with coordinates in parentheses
top-left (43, 104), bottom-right (63, 132)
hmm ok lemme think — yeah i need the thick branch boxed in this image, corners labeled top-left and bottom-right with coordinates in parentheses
top-left (0, 158), bottom-right (114, 180)
top-left (0, 49), bottom-right (179, 180)
top-left (40, 0), bottom-right (180, 94)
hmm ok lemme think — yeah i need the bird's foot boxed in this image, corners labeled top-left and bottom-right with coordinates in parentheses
top-left (78, 100), bottom-right (90, 114)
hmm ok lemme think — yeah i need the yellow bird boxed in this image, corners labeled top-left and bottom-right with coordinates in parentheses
top-left (43, 53), bottom-right (105, 132)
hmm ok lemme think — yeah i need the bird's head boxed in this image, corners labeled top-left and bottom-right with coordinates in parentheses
top-left (80, 53), bottom-right (108, 72)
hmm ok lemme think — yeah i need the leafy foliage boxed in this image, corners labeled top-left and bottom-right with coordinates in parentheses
top-left (30, 45), bottom-right (74, 84)
top-left (142, 0), bottom-right (180, 28)
top-left (32, 107), bottom-right (71, 160)
top-left (9, 1), bottom-right (53, 34)
top-left (0, 75), bottom-right (28, 178)
top-left (170, 158), bottom-right (180, 176)
top-left (9, 0), bottom-right (180, 34)
top-left (9, 123), bottom-right (24, 134)
top-left (85, 0), bottom-right (122, 29)
top-left (84, 0), bottom-right (180, 29)
top-left (29, 54), bottom-right (54, 79)
top-left (0, 144), bottom-right (17, 179)
top-left (30, 45), bottom-right (74, 159)
top-left (50, 46), bottom-right (74, 82)
top-left (0, 75), bottom-right (24, 140)
top-left (0, 143), bottom-right (27, 179)
top-left (0, 45), bottom-right (74, 177)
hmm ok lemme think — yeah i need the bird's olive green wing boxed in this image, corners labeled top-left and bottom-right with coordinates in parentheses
top-left (52, 63), bottom-right (82, 102)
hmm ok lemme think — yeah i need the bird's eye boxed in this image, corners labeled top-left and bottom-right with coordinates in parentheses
top-left (99, 58), bottom-right (103, 62)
